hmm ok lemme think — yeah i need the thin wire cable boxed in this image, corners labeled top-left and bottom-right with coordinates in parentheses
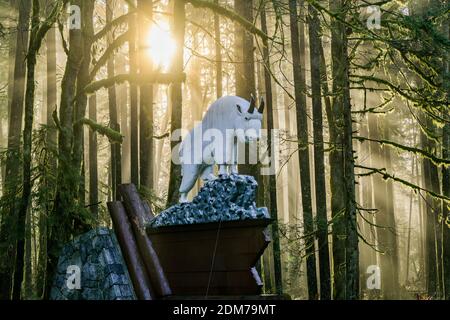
top-left (205, 219), bottom-right (222, 298)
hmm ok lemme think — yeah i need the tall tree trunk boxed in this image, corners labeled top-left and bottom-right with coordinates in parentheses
top-left (2, 0), bottom-right (17, 186)
top-left (234, 0), bottom-right (259, 186)
top-left (429, 144), bottom-right (442, 297)
top-left (24, 207), bottom-right (32, 298)
top-left (138, 0), bottom-right (154, 191)
top-left (0, 0), bottom-right (30, 300)
top-left (382, 118), bottom-right (399, 297)
top-left (72, 0), bottom-right (94, 231)
top-left (260, 4), bottom-right (282, 295)
top-left (117, 63), bottom-right (130, 183)
top-left (47, 0), bottom-right (94, 298)
top-left (14, 0), bottom-right (62, 300)
top-left (116, 16), bottom-right (130, 184)
top-left (329, 0), bottom-right (358, 299)
top-left (234, 0), bottom-right (255, 101)
top-left (359, 113), bottom-right (377, 290)
top-left (214, 0), bottom-right (222, 98)
top-left (155, 89), bottom-right (169, 190)
top-left (88, 94), bottom-right (98, 218)
top-left (421, 118), bottom-right (441, 297)
top-left (420, 121), bottom-right (438, 297)
top-left (421, 130), bottom-right (435, 295)
top-left (442, 48), bottom-right (450, 300)
top-left (308, 2), bottom-right (331, 300)
top-left (289, 0), bottom-right (317, 299)
top-left (106, 1), bottom-right (122, 200)
top-left (281, 57), bottom-right (300, 289)
top-left (443, 117), bottom-right (450, 299)
top-left (129, 3), bottom-right (139, 187)
top-left (36, 1), bottom-right (58, 298)
top-left (166, 0), bottom-right (185, 206)
top-left (440, 6), bottom-right (449, 300)
top-left (416, 154), bottom-right (426, 290)
top-left (406, 156), bottom-right (416, 284)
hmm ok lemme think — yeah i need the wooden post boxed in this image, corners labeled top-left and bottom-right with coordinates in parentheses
top-left (108, 201), bottom-right (155, 300)
top-left (118, 184), bottom-right (172, 297)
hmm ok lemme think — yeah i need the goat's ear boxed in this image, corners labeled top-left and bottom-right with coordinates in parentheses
top-left (236, 104), bottom-right (243, 114)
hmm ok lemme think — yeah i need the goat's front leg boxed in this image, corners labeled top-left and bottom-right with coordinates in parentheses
top-left (218, 164), bottom-right (228, 175)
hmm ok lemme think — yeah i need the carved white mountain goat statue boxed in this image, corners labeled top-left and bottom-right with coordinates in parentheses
top-left (178, 96), bottom-right (264, 202)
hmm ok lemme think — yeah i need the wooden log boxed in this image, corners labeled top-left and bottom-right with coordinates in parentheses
top-left (118, 183), bottom-right (172, 297)
top-left (107, 201), bottom-right (155, 300)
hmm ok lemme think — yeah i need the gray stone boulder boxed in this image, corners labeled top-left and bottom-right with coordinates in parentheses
top-left (50, 227), bottom-right (136, 300)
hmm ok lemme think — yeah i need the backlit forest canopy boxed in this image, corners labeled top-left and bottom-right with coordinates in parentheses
top-left (0, 0), bottom-right (448, 300)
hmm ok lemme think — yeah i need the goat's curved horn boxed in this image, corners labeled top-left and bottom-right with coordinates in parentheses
top-left (258, 97), bottom-right (265, 114)
top-left (248, 96), bottom-right (256, 114)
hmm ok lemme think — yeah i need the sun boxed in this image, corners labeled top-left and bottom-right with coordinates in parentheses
top-left (145, 20), bottom-right (176, 71)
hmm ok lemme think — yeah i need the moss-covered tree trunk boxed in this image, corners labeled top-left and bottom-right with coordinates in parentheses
top-left (442, 19), bottom-right (450, 301)
top-left (72, 0), bottom-right (94, 232)
top-left (443, 117), bottom-right (450, 299)
top-left (35, 0), bottom-right (58, 299)
top-left (0, 0), bottom-right (30, 300)
top-left (14, 0), bottom-right (63, 299)
top-left (308, 2), bottom-right (331, 300)
top-left (47, 0), bottom-right (94, 298)
top-left (329, 0), bottom-right (358, 300)
top-left (438, 0), bottom-right (449, 299)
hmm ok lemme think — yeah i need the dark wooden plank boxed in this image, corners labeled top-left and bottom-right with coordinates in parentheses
top-left (146, 218), bottom-right (272, 295)
top-left (118, 183), bottom-right (172, 297)
top-left (147, 218), bottom-right (273, 234)
top-left (166, 270), bottom-right (262, 295)
top-left (150, 232), bottom-right (270, 272)
top-left (107, 201), bottom-right (155, 300)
